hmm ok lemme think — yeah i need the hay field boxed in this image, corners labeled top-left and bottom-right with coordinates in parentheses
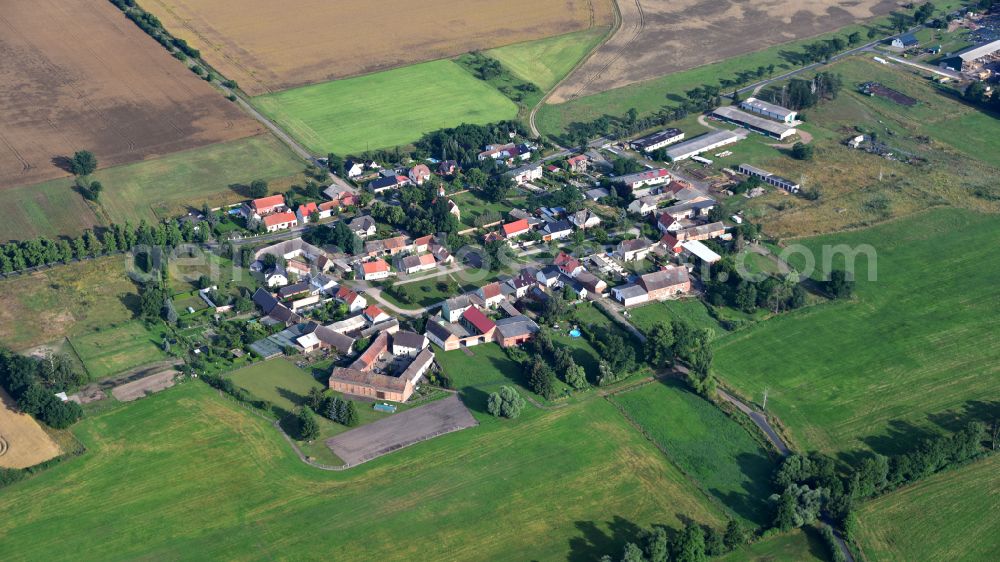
top-left (252, 61), bottom-right (518, 154)
top-left (854, 455), bottom-right (1000, 562)
top-left (549, 0), bottom-right (898, 103)
top-left (142, 0), bottom-right (612, 96)
top-left (712, 209), bottom-right (1000, 455)
top-left (0, 381), bottom-right (725, 560)
top-left (0, 0), bottom-right (262, 189)
top-left (486, 28), bottom-right (610, 91)
top-left (0, 389), bottom-right (62, 469)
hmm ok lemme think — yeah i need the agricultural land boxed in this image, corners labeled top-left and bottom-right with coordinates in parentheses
top-left (712, 209), bottom-right (1000, 455)
top-left (0, 0), bottom-right (262, 189)
top-left (252, 61), bottom-right (519, 155)
top-left (548, 0), bottom-right (900, 103)
top-left (142, 0), bottom-right (612, 96)
top-left (0, 135), bottom-right (304, 242)
top-left (0, 388), bottom-right (62, 469)
top-left (0, 381), bottom-right (726, 560)
top-left (611, 379), bottom-right (776, 525)
top-left (854, 454), bottom-right (1000, 562)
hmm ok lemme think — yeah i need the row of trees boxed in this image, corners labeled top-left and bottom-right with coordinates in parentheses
top-left (0, 349), bottom-right (84, 429)
top-left (603, 519), bottom-right (752, 562)
top-left (772, 421), bottom-right (992, 534)
top-left (0, 217), bottom-right (211, 276)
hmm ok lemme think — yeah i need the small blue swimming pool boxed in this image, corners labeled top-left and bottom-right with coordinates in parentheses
top-left (569, 329), bottom-right (582, 338)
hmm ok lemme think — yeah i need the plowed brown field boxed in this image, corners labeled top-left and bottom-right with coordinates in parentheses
top-left (549, 0), bottom-right (898, 103)
top-left (0, 0), bottom-right (262, 189)
top-left (142, 0), bottom-right (613, 96)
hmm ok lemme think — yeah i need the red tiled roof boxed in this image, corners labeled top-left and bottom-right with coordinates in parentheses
top-left (462, 307), bottom-right (496, 335)
top-left (318, 201), bottom-right (339, 211)
top-left (262, 212), bottom-right (297, 227)
top-left (414, 234), bottom-right (433, 247)
top-left (660, 233), bottom-right (681, 251)
top-left (364, 304), bottom-right (385, 319)
top-left (298, 202), bottom-right (318, 215)
top-left (251, 195), bottom-right (285, 212)
top-left (418, 253), bottom-right (436, 266)
top-left (567, 155), bottom-right (588, 164)
top-left (480, 281), bottom-right (502, 299)
top-left (362, 260), bottom-right (389, 274)
top-left (502, 218), bottom-right (530, 238)
top-left (553, 252), bottom-right (573, 266)
top-left (410, 164), bottom-right (430, 177)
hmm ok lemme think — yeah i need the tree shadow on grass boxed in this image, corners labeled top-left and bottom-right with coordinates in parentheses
top-left (51, 155), bottom-right (74, 174)
top-left (457, 385), bottom-right (491, 414)
top-left (927, 400), bottom-right (1000, 433)
top-left (275, 386), bottom-right (307, 408)
top-left (567, 516), bottom-right (643, 562)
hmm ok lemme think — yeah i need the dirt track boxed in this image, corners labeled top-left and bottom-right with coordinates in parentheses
top-left (143, 0), bottom-right (613, 96)
top-left (549, 0), bottom-right (899, 103)
top-left (326, 394), bottom-right (477, 466)
top-left (0, 0), bottom-right (262, 189)
top-left (110, 370), bottom-right (179, 402)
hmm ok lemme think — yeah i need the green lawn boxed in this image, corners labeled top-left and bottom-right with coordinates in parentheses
top-left (0, 256), bottom-right (140, 351)
top-left (854, 455), bottom-right (1000, 562)
top-left (611, 379), bottom-right (776, 525)
top-left (712, 209), bottom-right (1000, 455)
top-left (229, 358), bottom-right (325, 415)
top-left (718, 528), bottom-right (830, 562)
top-left (169, 251), bottom-right (257, 295)
top-left (628, 299), bottom-right (724, 338)
top-left (69, 321), bottom-right (168, 380)
top-left (436, 343), bottom-right (558, 410)
top-left (486, 27), bottom-right (609, 91)
top-left (0, 179), bottom-right (101, 242)
top-left (0, 380), bottom-right (726, 560)
top-left (253, 60), bottom-right (518, 154)
top-left (450, 190), bottom-right (516, 228)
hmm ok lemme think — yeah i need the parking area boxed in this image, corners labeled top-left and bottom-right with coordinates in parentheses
top-left (326, 394), bottom-right (477, 467)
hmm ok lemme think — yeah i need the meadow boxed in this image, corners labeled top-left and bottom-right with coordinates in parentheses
top-left (718, 527), bottom-right (830, 561)
top-left (611, 379), bottom-right (776, 526)
top-left (143, 0), bottom-right (608, 96)
top-left (0, 256), bottom-right (139, 351)
top-left (69, 321), bottom-right (168, 380)
top-left (0, 135), bottom-right (303, 241)
top-left (252, 60), bottom-right (519, 154)
top-left (0, 380), bottom-right (726, 560)
top-left (627, 299), bottom-right (724, 338)
top-left (485, 27), bottom-right (610, 91)
top-left (712, 209), bottom-right (1000, 455)
top-left (853, 454), bottom-right (999, 562)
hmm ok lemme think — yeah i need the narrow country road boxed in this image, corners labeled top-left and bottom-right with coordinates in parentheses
top-left (717, 388), bottom-right (791, 456)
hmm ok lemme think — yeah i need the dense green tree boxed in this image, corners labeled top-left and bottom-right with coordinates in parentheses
top-left (486, 385), bottom-right (525, 419)
top-left (71, 150), bottom-right (98, 176)
top-left (790, 142), bottom-right (814, 161)
top-left (644, 322), bottom-right (675, 368)
top-left (248, 179), bottom-right (268, 198)
top-left (297, 407), bottom-right (319, 440)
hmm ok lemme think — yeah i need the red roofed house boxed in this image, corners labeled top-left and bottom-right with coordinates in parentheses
top-left (567, 154), bottom-right (589, 172)
top-left (460, 307), bottom-right (496, 344)
top-left (638, 266), bottom-right (691, 301)
top-left (554, 252), bottom-right (584, 278)
top-left (413, 234), bottom-right (433, 253)
top-left (659, 233), bottom-right (683, 254)
top-left (296, 202), bottom-right (319, 224)
top-left (476, 282), bottom-right (505, 308)
top-left (248, 194), bottom-right (286, 218)
top-left (408, 164), bottom-right (432, 185)
top-left (335, 286), bottom-right (367, 312)
top-left (658, 213), bottom-right (682, 234)
top-left (357, 259), bottom-right (391, 281)
top-left (263, 211), bottom-right (298, 232)
top-left (317, 201), bottom-right (339, 219)
top-left (501, 218), bottom-right (531, 240)
top-left (363, 304), bottom-right (391, 324)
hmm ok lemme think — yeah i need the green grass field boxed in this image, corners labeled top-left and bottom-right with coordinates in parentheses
top-left (611, 379), bottom-right (776, 525)
top-left (69, 321), bottom-right (168, 380)
top-left (94, 135), bottom-right (304, 225)
top-left (486, 27), bottom-right (609, 91)
top-left (712, 209), bottom-right (1000, 455)
top-left (0, 381), bottom-right (726, 560)
top-left (229, 358), bottom-right (324, 414)
top-left (0, 135), bottom-right (303, 240)
top-left (0, 179), bottom-right (101, 242)
top-left (436, 343), bottom-right (561, 410)
top-left (450, 190), bottom-right (515, 228)
top-left (718, 528), bottom-right (830, 561)
top-left (253, 60), bottom-right (519, 154)
top-left (628, 299), bottom-right (724, 338)
top-left (854, 455), bottom-right (1000, 562)
top-left (0, 256), bottom-right (139, 351)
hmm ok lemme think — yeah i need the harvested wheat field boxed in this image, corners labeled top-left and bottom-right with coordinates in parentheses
top-left (0, 0), bottom-right (262, 189)
top-left (549, 0), bottom-right (897, 103)
top-left (143, 0), bottom-right (613, 96)
top-left (0, 389), bottom-right (62, 469)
